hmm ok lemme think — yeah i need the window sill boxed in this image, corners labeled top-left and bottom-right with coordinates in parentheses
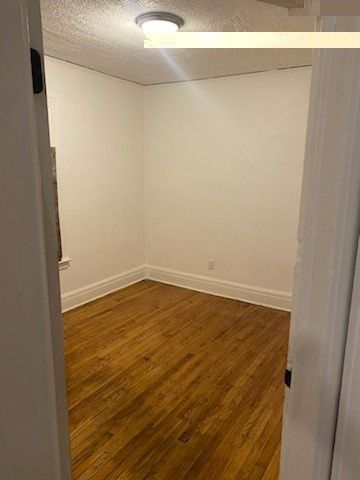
top-left (59, 257), bottom-right (71, 271)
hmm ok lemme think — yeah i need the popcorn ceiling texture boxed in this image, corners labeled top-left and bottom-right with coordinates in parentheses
top-left (40, 0), bottom-right (314, 85)
top-left (258, 0), bottom-right (303, 7)
top-left (320, 0), bottom-right (360, 15)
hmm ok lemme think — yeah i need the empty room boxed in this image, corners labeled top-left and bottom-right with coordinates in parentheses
top-left (40, 0), bottom-right (312, 478)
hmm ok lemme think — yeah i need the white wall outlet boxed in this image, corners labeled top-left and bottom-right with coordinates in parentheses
top-left (208, 259), bottom-right (215, 271)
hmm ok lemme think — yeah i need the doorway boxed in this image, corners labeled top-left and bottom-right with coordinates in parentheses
top-left (4, 2), bottom-right (360, 479)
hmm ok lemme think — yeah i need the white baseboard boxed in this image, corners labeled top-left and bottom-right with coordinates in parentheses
top-left (146, 265), bottom-right (292, 312)
top-left (61, 264), bottom-right (292, 313)
top-left (61, 265), bottom-right (147, 312)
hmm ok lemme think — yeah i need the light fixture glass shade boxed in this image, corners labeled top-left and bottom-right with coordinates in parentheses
top-left (141, 19), bottom-right (179, 33)
top-left (136, 12), bottom-right (184, 34)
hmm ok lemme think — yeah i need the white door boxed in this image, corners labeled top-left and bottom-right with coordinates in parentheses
top-left (331, 237), bottom-right (360, 480)
top-left (0, 0), bottom-right (71, 478)
top-left (280, 16), bottom-right (360, 480)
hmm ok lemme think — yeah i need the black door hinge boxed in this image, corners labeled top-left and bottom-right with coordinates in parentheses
top-left (30, 48), bottom-right (44, 94)
top-left (285, 367), bottom-right (292, 389)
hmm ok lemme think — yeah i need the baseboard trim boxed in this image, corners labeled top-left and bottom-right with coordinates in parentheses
top-left (62, 264), bottom-right (292, 313)
top-left (146, 265), bottom-right (292, 312)
top-left (61, 265), bottom-right (147, 312)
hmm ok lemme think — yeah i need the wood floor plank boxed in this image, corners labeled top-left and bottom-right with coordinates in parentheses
top-left (63, 280), bottom-right (289, 479)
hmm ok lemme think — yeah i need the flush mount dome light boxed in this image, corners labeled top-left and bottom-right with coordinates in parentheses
top-left (136, 12), bottom-right (184, 33)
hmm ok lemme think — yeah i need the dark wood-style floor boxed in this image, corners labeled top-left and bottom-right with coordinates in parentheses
top-left (64, 280), bottom-right (290, 480)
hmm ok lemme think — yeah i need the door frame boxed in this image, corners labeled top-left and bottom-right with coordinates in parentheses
top-left (281, 16), bottom-right (360, 480)
top-left (0, 0), bottom-right (71, 478)
top-left (26, 1), bottom-right (72, 476)
top-left (331, 236), bottom-right (360, 480)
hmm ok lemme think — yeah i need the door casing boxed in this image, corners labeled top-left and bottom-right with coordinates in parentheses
top-left (0, 0), bottom-right (71, 478)
top-left (281, 16), bottom-right (360, 480)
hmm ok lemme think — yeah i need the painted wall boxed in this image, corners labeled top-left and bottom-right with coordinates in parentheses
top-left (145, 67), bottom-right (311, 297)
top-left (45, 58), bottom-right (310, 309)
top-left (44, 57), bottom-right (146, 296)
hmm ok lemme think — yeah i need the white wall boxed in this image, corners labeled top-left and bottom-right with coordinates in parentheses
top-left (44, 58), bottom-right (310, 310)
top-left (145, 67), bottom-right (311, 303)
top-left (44, 57), bottom-right (146, 301)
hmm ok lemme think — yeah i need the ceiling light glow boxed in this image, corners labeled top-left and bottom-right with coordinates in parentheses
top-left (136, 12), bottom-right (184, 34)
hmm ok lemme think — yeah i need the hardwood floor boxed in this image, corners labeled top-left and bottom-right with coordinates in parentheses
top-left (63, 280), bottom-right (290, 480)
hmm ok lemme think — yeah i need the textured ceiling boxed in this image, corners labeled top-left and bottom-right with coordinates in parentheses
top-left (40, 0), bottom-right (314, 85)
top-left (258, 0), bottom-right (304, 8)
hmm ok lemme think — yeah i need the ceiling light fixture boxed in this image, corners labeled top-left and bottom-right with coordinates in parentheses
top-left (135, 12), bottom-right (184, 34)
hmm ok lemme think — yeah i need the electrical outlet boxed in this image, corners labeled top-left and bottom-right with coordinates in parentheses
top-left (208, 259), bottom-right (215, 271)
